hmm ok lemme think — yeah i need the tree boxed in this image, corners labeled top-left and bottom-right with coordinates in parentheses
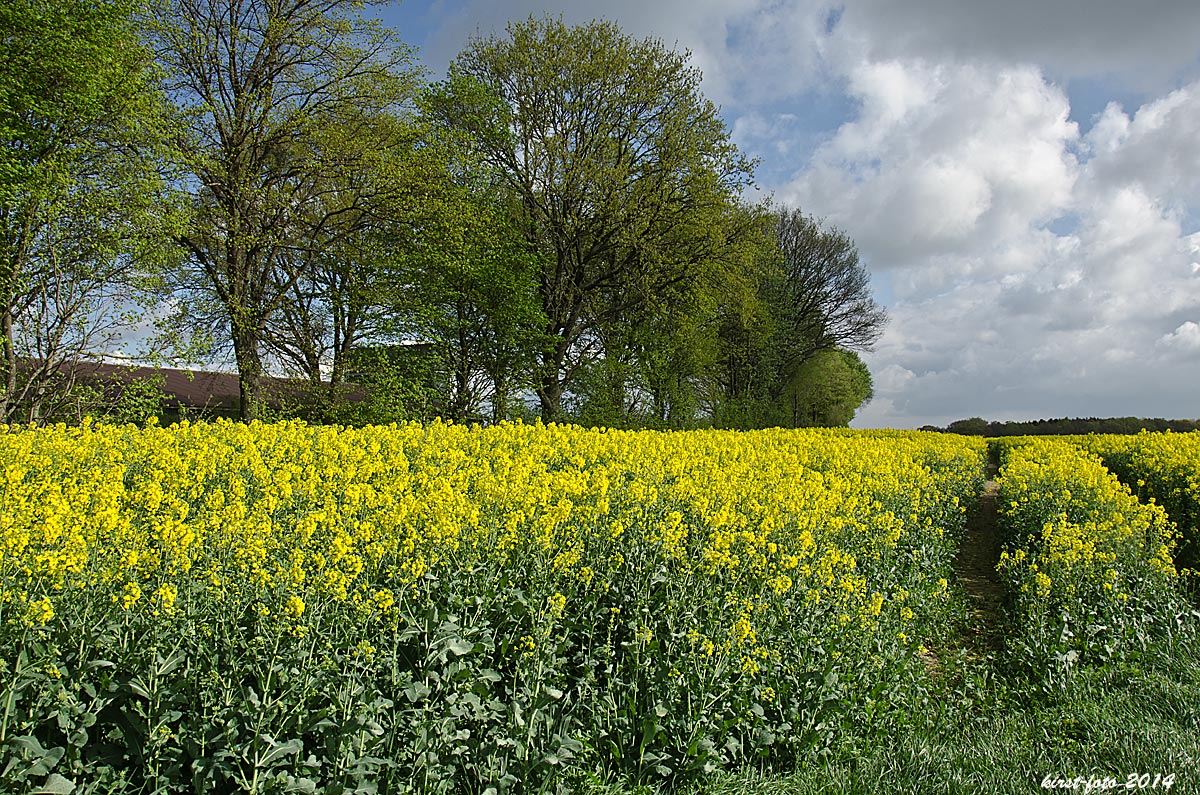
top-left (763, 208), bottom-right (887, 395)
top-left (709, 207), bottom-right (887, 428)
top-left (574, 200), bottom-right (772, 429)
top-left (260, 113), bottom-right (434, 391)
top-left (373, 91), bottom-right (551, 425)
top-left (946, 417), bottom-right (989, 436)
top-left (434, 17), bottom-right (756, 421)
top-left (152, 0), bottom-right (421, 420)
top-left (0, 0), bottom-right (177, 423)
top-left (405, 193), bottom-right (548, 423)
top-left (783, 348), bottom-right (873, 427)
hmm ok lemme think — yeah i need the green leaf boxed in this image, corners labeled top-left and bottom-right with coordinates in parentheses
top-left (12, 735), bottom-right (47, 755)
top-left (404, 682), bottom-right (432, 703)
top-left (444, 638), bottom-right (476, 657)
top-left (256, 736), bottom-right (302, 768)
top-left (31, 774), bottom-right (75, 795)
top-left (155, 650), bottom-right (185, 677)
top-left (126, 676), bottom-right (151, 700)
top-left (284, 777), bottom-right (317, 794)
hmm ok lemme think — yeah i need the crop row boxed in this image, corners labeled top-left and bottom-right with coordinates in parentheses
top-left (1071, 432), bottom-right (1200, 574)
top-left (993, 438), bottom-right (1195, 682)
top-left (0, 421), bottom-right (985, 794)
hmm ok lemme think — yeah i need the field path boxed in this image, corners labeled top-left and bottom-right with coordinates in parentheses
top-left (953, 455), bottom-right (1007, 654)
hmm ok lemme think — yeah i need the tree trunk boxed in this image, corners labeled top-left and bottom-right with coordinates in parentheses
top-left (538, 359), bottom-right (564, 423)
top-left (1, 306), bottom-right (14, 423)
top-left (538, 330), bottom-right (577, 423)
top-left (330, 300), bottom-right (357, 387)
top-left (232, 318), bottom-right (263, 422)
top-left (491, 381), bottom-right (509, 424)
top-left (654, 389), bottom-right (668, 425)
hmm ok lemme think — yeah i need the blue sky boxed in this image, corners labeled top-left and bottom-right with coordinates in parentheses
top-left (373, 0), bottom-right (1200, 428)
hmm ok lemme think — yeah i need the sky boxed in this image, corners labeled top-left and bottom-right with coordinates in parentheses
top-left (375, 0), bottom-right (1200, 429)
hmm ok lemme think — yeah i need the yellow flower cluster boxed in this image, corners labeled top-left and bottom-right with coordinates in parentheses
top-left (1073, 431), bottom-right (1200, 573)
top-left (996, 438), bottom-right (1177, 609)
top-left (0, 420), bottom-right (983, 664)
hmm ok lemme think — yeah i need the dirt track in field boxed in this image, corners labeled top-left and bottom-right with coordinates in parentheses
top-left (953, 455), bottom-right (1007, 655)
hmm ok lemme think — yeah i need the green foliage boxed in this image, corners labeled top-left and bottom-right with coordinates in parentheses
top-left (1077, 431), bottom-right (1200, 577)
top-left (155, 0), bottom-right (423, 420)
top-left (0, 0), bottom-right (180, 423)
top-left (758, 210), bottom-right (886, 386)
top-left (708, 347), bottom-right (874, 431)
top-left (336, 356), bottom-right (439, 427)
top-left (939, 417), bottom-right (1200, 435)
top-left (106, 375), bottom-right (167, 427)
top-left (396, 171), bottom-right (550, 423)
top-left (946, 417), bottom-right (991, 435)
top-left (0, 424), bottom-right (984, 792)
top-left (262, 351), bottom-right (440, 428)
top-left (780, 349), bottom-right (874, 428)
top-left (55, 371), bottom-right (167, 427)
top-left (567, 203), bottom-right (773, 431)
top-left (436, 16), bottom-right (756, 421)
top-left (993, 439), bottom-right (1198, 688)
top-left (706, 209), bottom-right (885, 430)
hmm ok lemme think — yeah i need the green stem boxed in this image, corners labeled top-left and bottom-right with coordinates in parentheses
top-left (0, 627), bottom-right (30, 744)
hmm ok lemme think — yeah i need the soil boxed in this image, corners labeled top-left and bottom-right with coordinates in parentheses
top-left (952, 458), bottom-right (1008, 655)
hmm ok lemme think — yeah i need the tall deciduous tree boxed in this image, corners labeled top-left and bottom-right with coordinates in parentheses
top-left (0, 0), bottom-right (177, 423)
top-left (260, 114), bottom-right (434, 391)
top-left (764, 208), bottom-right (887, 390)
top-left (402, 189), bottom-right (548, 423)
top-left (152, 0), bottom-right (420, 419)
top-left (434, 17), bottom-right (755, 421)
top-left (576, 200), bottom-right (772, 429)
top-left (710, 207), bottom-right (886, 427)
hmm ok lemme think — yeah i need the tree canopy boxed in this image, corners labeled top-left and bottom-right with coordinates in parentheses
top-left (430, 16), bottom-right (757, 421)
top-left (0, 9), bottom-right (888, 429)
top-left (152, 0), bottom-right (422, 420)
top-left (0, 0), bottom-right (178, 423)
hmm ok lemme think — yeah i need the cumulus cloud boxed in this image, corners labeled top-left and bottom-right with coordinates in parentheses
top-left (783, 61), bottom-right (1079, 272)
top-left (784, 55), bottom-right (1200, 425)
top-left (1158, 322), bottom-right (1200, 353)
top-left (1082, 87), bottom-right (1200, 203)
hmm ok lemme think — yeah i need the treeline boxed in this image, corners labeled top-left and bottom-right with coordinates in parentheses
top-left (2, 3), bottom-right (886, 430)
top-left (933, 417), bottom-right (1200, 436)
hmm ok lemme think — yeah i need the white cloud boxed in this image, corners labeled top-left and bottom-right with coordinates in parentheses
top-left (784, 61), bottom-right (1079, 273)
top-left (1081, 86), bottom-right (1200, 203)
top-left (818, 61), bottom-right (1200, 426)
top-left (1157, 322), bottom-right (1200, 353)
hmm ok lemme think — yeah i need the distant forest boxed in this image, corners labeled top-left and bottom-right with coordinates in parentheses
top-left (930, 417), bottom-right (1200, 436)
